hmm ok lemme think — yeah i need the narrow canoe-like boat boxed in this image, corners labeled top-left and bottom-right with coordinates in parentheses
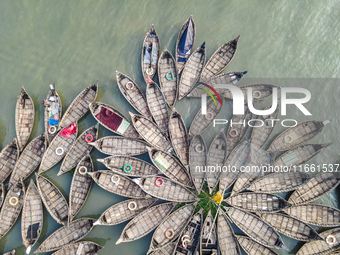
top-left (130, 112), bottom-right (173, 152)
top-left (178, 42), bottom-right (206, 100)
top-left (169, 109), bottom-right (189, 165)
top-left (227, 84), bottom-right (279, 101)
top-left (226, 192), bottom-right (289, 213)
top-left (158, 48), bottom-right (178, 108)
top-left (68, 154), bottom-right (93, 221)
top-left (148, 243), bottom-right (175, 255)
top-left (0, 138), bottom-right (19, 184)
top-left (38, 122), bottom-right (78, 174)
top-left (231, 171), bottom-right (261, 196)
top-left (0, 183), bottom-right (4, 208)
top-left (0, 180), bottom-right (25, 240)
top-left (116, 71), bottom-right (152, 118)
top-left (217, 210), bottom-right (241, 255)
top-left (189, 135), bottom-right (207, 193)
top-left (225, 207), bottom-right (287, 250)
top-left (116, 202), bottom-right (175, 244)
top-left (133, 176), bottom-right (196, 202)
top-left (288, 172), bottom-right (340, 205)
top-left (43, 83), bottom-right (62, 145)
top-left (34, 218), bottom-right (95, 253)
top-left (283, 203), bottom-right (340, 227)
top-left (21, 179), bottom-right (43, 254)
top-left (94, 198), bottom-right (156, 226)
top-left (88, 170), bottom-right (148, 199)
top-left (3, 250), bottom-right (16, 255)
top-left (149, 203), bottom-right (197, 251)
top-left (59, 83), bottom-right (98, 129)
top-left (201, 36), bottom-right (240, 79)
top-left (176, 15), bottom-right (196, 73)
top-left (267, 120), bottom-right (331, 153)
top-left (141, 24), bottom-right (160, 83)
top-left (97, 155), bottom-right (159, 177)
top-left (90, 102), bottom-right (139, 138)
top-left (206, 130), bottom-right (227, 194)
top-left (146, 77), bottom-right (169, 133)
top-left (200, 211), bottom-right (219, 255)
top-left (58, 123), bottom-right (98, 176)
top-left (8, 134), bottom-right (45, 187)
top-left (89, 136), bottom-right (148, 156)
top-left (236, 235), bottom-right (278, 255)
top-left (15, 85), bottom-right (35, 151)
top-left (259, 213), bottom-right (322, 242)
top-left (51, 241), bottom-right (103, 255)
top-left (189, 97), bottom-right (222, 137)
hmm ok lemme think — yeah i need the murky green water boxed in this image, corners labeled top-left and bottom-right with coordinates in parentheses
top-left (0, 0), bottom-right (339, 254)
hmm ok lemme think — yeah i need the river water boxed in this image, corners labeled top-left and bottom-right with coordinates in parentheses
top-left (0, 0), bottom-right (339, 254)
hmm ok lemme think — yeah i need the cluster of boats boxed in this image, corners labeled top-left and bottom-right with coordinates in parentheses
top-left (0, 14), bottom-right (338, 255)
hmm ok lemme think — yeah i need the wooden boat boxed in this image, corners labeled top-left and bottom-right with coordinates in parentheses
top-left (146, 77), bottom-right (169, 133)
top-left (176, 15), bottom-right (196, 73)
top-left (0, 138), bottom-right (19, 184)
top-left (189, 135), bottom-right (207, 193)
top-left (34, 218), bottom-right (95, 253)
top-left (259, 212), bottom-right (322, 242)
top-left (130, 112), bottom-right (173, 152)
top-left (133, 176), bottom-right (196, 202)
top-left (0, 180), bottom-right (25, 240)
top-left (15, 85), bottom-right (35, 151)
top-left (59, 82), bottom-right (98, 128)
top-left (200, 211), bottom-right (219, 255)
top-left (283, 203), bottom-right (340, 227)
top-left (296, 227), bottom-right (340, 255)
top-left (116, 71), bottom-right (152, 118)
top-left (3, 250), bottom-right (16, 255)
top-left (58, 123), bottom-right (98, 176)
top-left (94, 198), bottom-right (157, 226)
top-left (148, 243), bottom-right (175, 255)
top-left (89, 136), bottom-right (148, 156)
top-left (288, 172), bottom-right (340, 205)
top-left (267, 120), bottom-right (331, 153)
top-left (88, 170), bottom-right (148, 198)
top-left (188, 98), bottom-right (222, 138)
top-left (178, 42), bottom-right (206, 100)
top-left (97, 155), bottom-right (159, 177)
top-left (201, 36), bottom-right (240, 79)
top-left (8, 134), bottom-right (45, 187)
top-left (43, 83), bottom-right (62, 145)
top-left (21, 179), bottom-right (43, 254)
top-left (224, 207), bottom-right (287, 250)
top-left (149, 203), bottom-right (197, 251)
top-left (68, 154), bottom-right (93, 221)
top-left (158, 48), bottom-right (179, 108)
top-left (168, 109), bottom-right (189, 165)
top-left (231, 171), bottom-right (261, 195)
top-left (38, 122), bottom-right (78, 174)
top-left (226, 192), bottom-right (289, 213)
top-left (51, 241), bottom-right (103, 255)
top-left (89, 102), bottom-right (139, 138)
top-left (206, 130), bottom-right (227, 194)
top-left (141, 24), bottom-right (160, 83)
top-left (236, 235), bottom-right (278, 255)
top-left (36, 174), bottom-right (68, 225)
top-left (0, 183), bottom-right (4, 208)
top-left (116, 202), bottom-right (175, 244)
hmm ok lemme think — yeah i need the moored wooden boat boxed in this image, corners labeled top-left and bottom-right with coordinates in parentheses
top-left (58, 123), bottom-right (98, 176)
top-left (51, 241), bottom-right (103, 255)
top-left (133, 176), bottom-right (196, 202)
top-left (59, 82), bottom-right (98, 128)
top-left (36, 175), bottom-right (68, 225)
top-left (227, 83), bottom-right (279, 101)
top-left (88, 170), bottom-right (148, 199)
top-left (116, 202), bottom-right (175, 244)
top-left (0, 183), bottom-right (4, 208)
top-left (189, 135), bottom-right (207, 193)
top-left (236, 235), bottom-right (278, 255)
top-left (231, 171), bottom-right (261, 195)
top-left (21, 179), bottom-right (43, 254)
top-left (200, 210), bottom-right (219, 255)
top-left (34, 218), bottom-right (95, 253)
top-left (178, 42), bottom-right (206, 100)
top-left (148, 243), bottom-right (175, 255)
top-left (201, 36), bottom-right (240, 79)
top-left (3, 250), bottom-right (16, 255)
top-left (15, 85), bottom-right (35, 151)
top-left (267, 120), bottom-right (331, 153)
top-left (89, 102), bottom-right (139, 138)
top-left (38, 122), bottom-right (78, 174)
top-left (158, 48), bottom-right (179, 108)
top-left (0, 138), bottom-right (19, 184)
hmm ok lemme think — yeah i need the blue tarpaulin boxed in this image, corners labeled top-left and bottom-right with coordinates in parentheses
top-left (177, 18), bottom-right (194, 62)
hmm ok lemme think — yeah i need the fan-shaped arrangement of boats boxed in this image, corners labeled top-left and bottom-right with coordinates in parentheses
top-left (236, 235), bottom-right (278, 255)
top-left (51, 241), bottom-right (103, 255)
top-left (189, 135), bottom-right (207, 193)
top-left (0, 138), bottom-right (19, 184)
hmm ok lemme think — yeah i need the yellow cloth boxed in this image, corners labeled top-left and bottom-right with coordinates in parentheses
top-left (214, 192), bottom-right (223, 204)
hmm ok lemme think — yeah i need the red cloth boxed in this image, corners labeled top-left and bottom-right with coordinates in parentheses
top-left (95, 106), bottom-right (123, 131)
top-left (147, 76), bottom-right (153, 84)
top-left (59, 122), bottom-right (77, 138)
